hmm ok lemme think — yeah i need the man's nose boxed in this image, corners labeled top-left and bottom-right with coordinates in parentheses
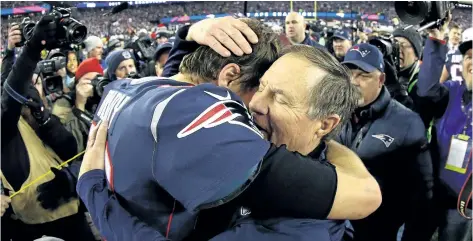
top-left (351, 76), bottom-right (361, 86)
top-left (249, 93), bottom-right (268, 116)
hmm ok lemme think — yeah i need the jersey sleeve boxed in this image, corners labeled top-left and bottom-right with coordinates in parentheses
top-left (150, 83), bottom-right (270, 212)
top-left (76, 170), bottom-right (168, 241)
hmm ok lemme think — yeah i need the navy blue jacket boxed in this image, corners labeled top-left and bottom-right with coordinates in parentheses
top-left (336, 87), bottom-right (434, 241)
top-left (302, 34), bottom-right (326, 49)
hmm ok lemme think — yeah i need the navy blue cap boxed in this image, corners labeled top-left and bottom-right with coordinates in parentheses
top-left (342, 43), bottom-right (384, 73)
top-left (154, 42), bottom-right (173, 61)
top-left (331, 29), bottom-right (351, 41)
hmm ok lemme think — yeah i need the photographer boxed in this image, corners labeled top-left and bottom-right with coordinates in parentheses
top-left (53, 58), bottom-right (104, 152)
top-left (1, 15), bottom-right (95, 240)
top-left (1, 24), bottom-right (21, 85)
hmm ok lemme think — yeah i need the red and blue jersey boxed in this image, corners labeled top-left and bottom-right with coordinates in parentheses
top-left (92, 77), bottom-right (269, 240)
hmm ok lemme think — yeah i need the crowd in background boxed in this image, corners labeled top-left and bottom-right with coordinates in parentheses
top-left (0, 1), bottom-right (472, 241)
top-left (1, 1), bottom-right (472, 41)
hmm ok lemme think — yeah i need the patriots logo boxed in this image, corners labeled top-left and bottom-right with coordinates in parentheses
top-left (372, 134), bottom-right (395, 148)
top-left (177, 91), bottom-right (263, 139)
top-left (350, 46), bottom-right (371, 58)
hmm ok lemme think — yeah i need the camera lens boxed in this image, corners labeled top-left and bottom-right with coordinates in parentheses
top-left (61, 18), bottom-right (88, 44)
top-left (96, 79), bottom-right (111, 97)
top-left (395, 1), bottom-right (431, 26)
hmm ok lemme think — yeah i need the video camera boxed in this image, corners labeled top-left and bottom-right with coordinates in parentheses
top-left (126, 37), bottom-right (156, 62)
top-left (395, 1), bottom-right (455, 31)
top-left (35, 55), bottom-right (66, 95)
top-left (90, 75), bottom-right (111, 99)
top-left (37, 57), bottom-right (66, 74)
top-left (88, 73), bottom-right (140, 104)
top-left (368, 36), bottom-right (401, 72)
top-left (15, 7), bottom-right (87, 49)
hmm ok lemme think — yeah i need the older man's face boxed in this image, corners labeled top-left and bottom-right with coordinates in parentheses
top-left (89, 43), bottom-right (104, 60)
top-left (249, 54), bottom-right (324, 155)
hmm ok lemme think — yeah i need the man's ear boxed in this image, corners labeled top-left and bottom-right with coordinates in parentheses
top-left (379, 72), bottom-right (386, 87)
top-left (217, 63), bottom-right (241, 88)
top-left (315, 114), bottom-right (341, 138)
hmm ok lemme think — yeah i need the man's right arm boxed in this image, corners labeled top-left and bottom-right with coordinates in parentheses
top-left (241, 141), bottom-right (382, 220)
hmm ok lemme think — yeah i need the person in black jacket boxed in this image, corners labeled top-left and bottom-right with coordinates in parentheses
top-left (1, 15), bottom-right (95, 241)
top-left (1, 23), bottom-right (21, 86)
top-left (338, 43), bottom-right (434, 241)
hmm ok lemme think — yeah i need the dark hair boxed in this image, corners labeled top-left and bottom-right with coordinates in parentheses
top-left (179, 18), bottom-right (281, 92)
top-left (280, 45), bottom-right (360, 140)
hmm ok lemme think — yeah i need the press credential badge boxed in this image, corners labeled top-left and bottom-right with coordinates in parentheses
top-left (446, 134), bottom-right (472, 174)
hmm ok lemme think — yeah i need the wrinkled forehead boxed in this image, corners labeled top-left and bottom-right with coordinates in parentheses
top-left (263, 54), bottom-right (323, 94)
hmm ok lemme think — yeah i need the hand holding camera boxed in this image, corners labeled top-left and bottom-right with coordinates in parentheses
top-left (427, 11), bottom-right (452, 41)
top-left (17, 7), bottom-right (87, 52)
top-left (76, 79), bottom-right (94, 101)
top-left (25, 15), bottom-right (58, 52)
top-left (7, 24), bottom-right (21, 50)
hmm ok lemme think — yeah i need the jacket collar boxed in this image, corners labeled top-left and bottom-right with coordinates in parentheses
top-left (308, 141), bottom-right (328, 161)
top-left (302, 34), bottom-right (313, 45)
top-left (356, 86), bottom-right (391, 121)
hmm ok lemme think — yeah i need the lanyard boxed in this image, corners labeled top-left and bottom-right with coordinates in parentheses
top-left (461, 98), bottom-right (472, 135)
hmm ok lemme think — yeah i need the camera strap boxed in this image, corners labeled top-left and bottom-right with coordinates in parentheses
top-left (458, 171), bottom-right (472, 219)
top-left (407, 61), bottom-right (420, 92)
top-left (3, 82), bottom-right (29, 105)
top-left (72, 107), bottom-right (93, 128)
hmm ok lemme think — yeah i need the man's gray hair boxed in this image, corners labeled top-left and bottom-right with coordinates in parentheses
top-left (179, 18), bottom-right (281, 91)
top-left (281, 45), bottom-right (360, 140)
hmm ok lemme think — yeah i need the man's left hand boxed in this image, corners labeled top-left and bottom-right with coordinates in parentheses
top-left (428, 11), bottom-right (451, 40)
top-left (78, 120), bottom-right (108, 179)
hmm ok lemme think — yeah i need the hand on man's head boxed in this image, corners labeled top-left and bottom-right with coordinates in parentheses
top-left (186, 16), bottom-right (259, 57)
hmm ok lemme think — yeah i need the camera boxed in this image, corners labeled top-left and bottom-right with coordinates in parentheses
top-left (395, 1), bottom-right (454, 30)
top-left (127, 37), bottom-right (156, 61)
top-left (16, 7), bottom-right (87, 49)
top-left (36, 56), bottom-right (66, 95)
top-left (15, 17), bottom-right (36, 48)
top-left (91, 75), bottom-right (111, 98)
top-left (369, 36), bottom-right (401, 71)
top-left (37, 56), bottom-right (66, 74)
